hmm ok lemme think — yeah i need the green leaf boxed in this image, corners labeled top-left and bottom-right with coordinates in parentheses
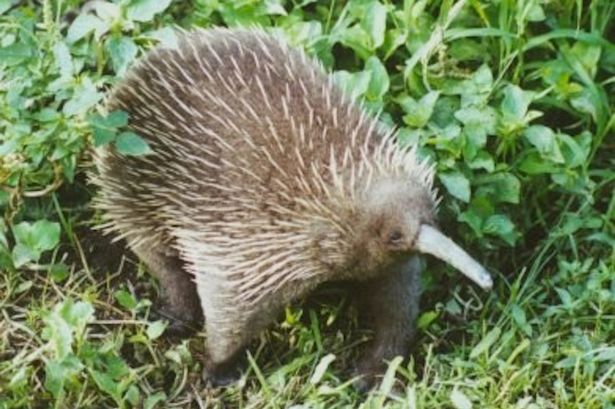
top-left (455, 106), bottom-right (494, 128)
top-left (92, 1), bottom-right (120, 21)
top-left (50, 263), bottom-right (70, 282)
top-left (518, 152), bottom-right (559, 174)
top-left (144, 391), bottom-right (167, 409)
top-left (106, 36), bottom-right (138, 76)
top-left (32, 220), bottom-right (61, 251)
top-left (555, 288), bottom-right (573, 307)
top-left (570, 88), bottom-right (598, 121)
top-left (458, 210), bottom-right (483, 236)
top-left (146, 320), bottom-right (167, 340)
top-left (443, 64), bottom-right (493, 105)
top-left (365, 56), bottom-right (389, 100)
top-left (523, 125), bottom-right (564, 163)
top-left (15, 279), bottom-right (32, 293)
top-left (456, 105), bottom-right (496, 157)
top-left (396, 127), bottom-right (422, 146)
top-left (555, 356), bottom-right (579, 369)
top-left (0, 0), bottom-right (11, 14)
top-left (66, 13), bottom-right (107, 43)
top-left (445, 298), bottom-right (462, 315)
top-left (105, 355), bottom-right (130, 379)
top-left (45, 360), bottom-right (66, 398)
top-left (511, 304), bottom-right (526, 326)
top-left (383, 27), bottom-right (407, 59)
top-left (483, 214), bottom-right (518, 245)
top-left (476, 173), bottom-right (520, 204)
top-left (467, 151), bottom-right (494, 172)
top-left (527, 4), bottom-right (545, 21)
top-left (35, 108), bottom-right (60, 122)
top-left (263, 0), bottom-right (287, 15)
top-left (12, 223), bottom-right (32, 248)
top-left (471, 65), bottom-right (494, 93)
top-left (451, 388), bottom-right (473, 409)
top-left (400, 91), bottom-right (440, 128)
top-left (115, 132), bottom-right (152, 156)
top-left (114, 289), bottom-right (137, 310)
top-left (44, 312), bottom-right (74, 359)
top-left (125, 385), bottom-right (140, 405)
top-left (11, 220), bottom-right (60, 266)
top-left (60, 300), bottom-right (95, 331)
top-left (500, 85), bottom-right (534, 121)
top-left (456, 106), bottom-right (497, 143)
top-left (338, 25), bottom-right (373, 59)
top-left (283, 20), bottom-right (322, 46)
top-left (41, 300), bottom-right (94, 360)
top-left (417, 310), bottom-right (439, 329)
top-left (511, 304), bottom-right (532, 336)
top-left (146, 27), bottom-right (180, 49)
top-left (469, 327), bottom-right (501, 358)
top-left (91, 369), bottom-right (121, 399)
top-left (594, 348), bottom-right (615, 362)
top-left (8, 366), bottom-right (27, 389)
top-left (558, 132), bottom-right (589, 168)
top-left (362, 1), bottom-right (387, 49)
top-left (126, 0), bottom-right (172, 22)
top-left (106, 111), bottom-right (129, 127)
top-left (430, 96), bottom-right (459, 128)
top-left (309, 353), bottom-right (336, 384)
top-left (90, 111), bottom-right (129, 129)
top-left (44, 356), bottom-right (84, 398)
top-left (439, 171), bottom-right (471, 202)
top-left (12, 243), bottom-right (38, 268)
top-left (93, 127), bottom-right (116, 146)
top-left (566, 41), bottom-right (602, 79)
top-left (378, 356), bottom-right (403, 396)
top-left (0, 42), bottom-right (34, 66)
top-left (53, 41), bottom-right (73, 79)
top-left (63, 78), bottom-right (103, 116)
top-left (332, 70), bottom-right (371, 100)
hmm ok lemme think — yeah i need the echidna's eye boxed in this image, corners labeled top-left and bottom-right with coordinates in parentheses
top-left (388, 230), bottom-right (403, 244)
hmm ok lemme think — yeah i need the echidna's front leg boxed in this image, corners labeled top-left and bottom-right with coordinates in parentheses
top-left (201, 323), bottom-right (247, 387)
top-left (352, 256), bottom-right (422, 391)
top-left (193, 278), bottom-right (252, 387)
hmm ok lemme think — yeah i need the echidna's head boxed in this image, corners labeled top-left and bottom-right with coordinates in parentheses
top-left (349, 176), bottom-right (493, 289)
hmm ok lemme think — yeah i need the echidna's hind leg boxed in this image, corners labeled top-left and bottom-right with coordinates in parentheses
top-left (191, 272), bottom-right (280, 387)
top-left (131, 244), bottom-right (203, 336)
top-left (351, 256), bottom-right (422, 391)
top-left (196, 295), bottom-right (252, 387)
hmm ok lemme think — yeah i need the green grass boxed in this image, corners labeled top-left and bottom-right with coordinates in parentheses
top-left (1, 0), bottom-right (614, 408)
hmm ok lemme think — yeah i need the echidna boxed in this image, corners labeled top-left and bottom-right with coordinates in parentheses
top-left (91, 27), bottom-right (492, 389)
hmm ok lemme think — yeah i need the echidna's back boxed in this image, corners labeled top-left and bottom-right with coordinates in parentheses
top-left (92, 28), bottom-right (372, 250)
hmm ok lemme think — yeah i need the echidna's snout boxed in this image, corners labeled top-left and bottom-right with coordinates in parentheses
top-left (414, 224), bottom-right (493, 290)
top-left (360, 178), bottom-right (492, 290)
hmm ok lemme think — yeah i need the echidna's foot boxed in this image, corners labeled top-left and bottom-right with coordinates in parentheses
top-left (350, 361), bottom-right (381, 393)
top-left (202, 358), bottom-right (241, 388)
top-left (350, 257), bottom-right (422, 392)
top-left (151, 301), bottom-right (202, 338)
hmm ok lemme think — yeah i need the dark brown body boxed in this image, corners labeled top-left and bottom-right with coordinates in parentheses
top-left (92, 28), bottom-right (435, 389)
